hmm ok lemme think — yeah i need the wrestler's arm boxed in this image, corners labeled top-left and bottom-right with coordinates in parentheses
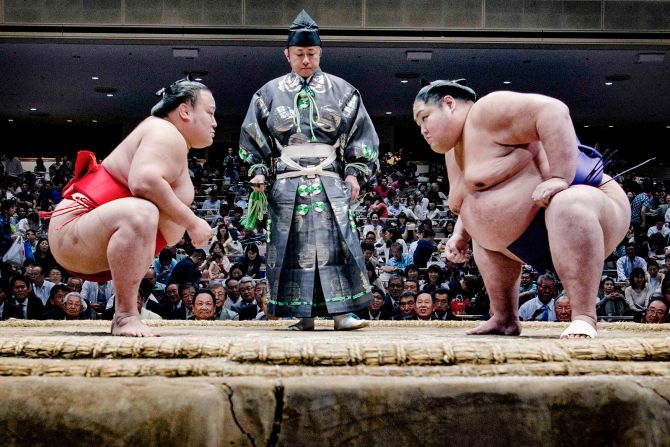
top-left (127, 127), bottom-right (202, 231)
top-left (478, 92), bottom-right (578, 206)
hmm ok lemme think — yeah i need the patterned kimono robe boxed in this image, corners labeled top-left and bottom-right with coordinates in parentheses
top-left (239, 69), bottom-right (379, 317)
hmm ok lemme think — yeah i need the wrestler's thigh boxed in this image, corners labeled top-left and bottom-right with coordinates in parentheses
top-left (546, 183), bottom-right (629, 254)
top-left (49, 197), bottom-right (160, 272)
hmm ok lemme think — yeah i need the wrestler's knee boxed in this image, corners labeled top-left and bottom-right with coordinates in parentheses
top-left (123, 200), bottom-right (160, 235)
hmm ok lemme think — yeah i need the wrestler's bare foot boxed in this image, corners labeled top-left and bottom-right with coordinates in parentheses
top-left (111, 313), bottom-right (160, 337)
top-left (466, 317), bottom-right (521, 336)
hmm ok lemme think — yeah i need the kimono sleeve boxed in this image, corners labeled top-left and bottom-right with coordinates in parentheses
top-left (341, 89), bottom-right (379, 187)
top-left (238, 89), bottom-right (273, 178)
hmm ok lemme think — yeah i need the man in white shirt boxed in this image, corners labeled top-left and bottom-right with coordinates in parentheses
top-left (81, 280), bottom-right (115, 314)
top-left (519, 274), bottom-right (559, 322)
top-left (27, 265), bottom-right (54, 305)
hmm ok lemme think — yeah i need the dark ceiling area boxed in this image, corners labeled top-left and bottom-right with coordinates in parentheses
top-left (0, 40), bottom-right (668, 161)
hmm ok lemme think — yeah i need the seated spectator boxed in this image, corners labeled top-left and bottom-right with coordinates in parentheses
top-left (0, 278), bottom-right (21, 320)
top-left (224, 228), bottom-right (243, 257)
top-left (81, 279), bottom-right (114, 314)
top-left (407, 196), bottom-right (427, 221)
top-left (387, 196), bottom-right (409, 218)
top-left (616, 243), bottom-right (647, 283)
top-left (554, 293), bottom-right (572, 323)
top-left (373, 177), bottom-right (391, 200)
top-left (414, 292), bottom-right (435, 321)
top-left (200, 190), bottom-right (221, 214)
top-left (447, 275), bottom-right (480, 315)
top-left (382, 275), bottom-right (404, 317)
top-left (646, 215), bottom-right (670, 241)
top-left (237, 243), bottom-right (264, 279)
top-left (233, 277), bottom-right (258, 320)
top-left (382, 242), bottom-right (413, 275)
top-left (426, 182), bottom-right (448, 205)
top-left (432, 288), bottom-right (451, 320)
top-left (624, 267), bottom-right (653, 315)
top-left (369, 196), bottom-right (388, 219)
top-left (518, 270), bottom-right (537, 306)
top-left (366, 262), bottom-right (385, 293)
top-left (27, 265), bottom-right (54, 305)
top-left (63, 292), bottom-right (94, 320)
top-left (142, 268), bottom-right (165, 301)
top-left (404, 279), bottom-right (419, 294)
top-left (33, 237), bottom-right (58, 273)
top-left (356, 286), bottom-right (391, 320)
top-left (0, 200), bottom-right (15, 257)
top-left (254, 281), bottom-right (268, 306)
top-left (15, 211), bottom-right (41, 239)
top-left (167, 249), bottom-right (207, 285)
top-left (255, 291), bottom-right (277, 321)
top-left (361, 241), bottom-right (379, 268)
top-left (648, 232), bottom-right (667, 257)
top-left (160, 283), bottom-right (186, 320)
top-left (189, 289), bottom-right (217, 321)
top-left (518, 274), bottom-right (558, 322)
top-left (422, 264), bottom-right (447, 293)
top-left (152, 248), bottom-right (177, 285)
top-left (413, 229), bottom-right (438, 269)
top-left (648, 259), bottom-right (664, 294)
top-left (364, 231), bottom-right (378, 245)
top-left (425, 201), bottom-right (440, 221)
top-left (228, 263), bottom-right (246, 280)
top-left (180, 283), bottom-right (196, 316)
top-left (224, 277), bottom-right (240, 309)
top-left (10, 274), bottom-right (43, 319)
top-left (42, 284), bottom-right (69, 320)
top-left (642, 296), bottom-right (668, 324)
top-left (392, 291), bottom-right (417, 320)
top-left (138, 287), bottom-right (162, 320)
top-left (405, 265), bottom-right (420, 284)
top-left (596, 277), bottom-right (626, 317)
top-left (48, 267), bottom-right (64, 285)
top-left (66, 277), bottom-right (83, 294)
top-left (362, 212), bottom-right (383, 241)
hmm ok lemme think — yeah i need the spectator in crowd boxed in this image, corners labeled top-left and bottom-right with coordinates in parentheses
top-left (414, 292), bottom-right (435, 321)
top-left (362, 212), bottom-right (384, 241)
top-left (63, 292), bottom-right (95, 320)
top-left (200, 190), bottom-right (221, 214)
top-left (223, 147), bottom-right (240, 180)
top-left (205, 251), bottom-right (229, 281)
top-left (629, 182), bottom-right (651, 236)
top-left (404, 279), bottom-right (419, 294)
top-left (42, 284), bottom-right (69, 320)
top-left (32, 238), bottom-right (58, 274)
top-left (432, 288), bottom-right (451, 320)
top-left (167, 249), bottom-right (206, 285)
top-left (26, 265), bottom-right (54, 305)
top-left (642, 296), bottom-right (668, 324)
top-left (48, 267), bottom-right (64, 285)
top-left (189, 289), bottom-right (217, 321)
top-left (366, 262), bottom-right (385, 293)
top-left (379, 228), bottom-right (406, 262)
top-left (373, 177), bottom-right (391, 200)
top-left (624, 267), bottom-right (653, 316)
top-left (228, 263), bottom-right (246, 280)
top-left (407, 196), bottom-right (427, 221)
top-left (596, 277), bottom-right (626, 317)
top-left (412, 228), bottom-right (438, 269)
top-left (15, 211), bottom-right (41, 239)
top-left (426, 182), bottom-right (448, 205)
top-left (36, 180), bottom-right (61, 211)
top-left (647, 215), bottom-right (670, 240)
top-left (382, 275), bottom-right (404, 317)
top-left (369, 197), bottom-right (389, 219)
top-left (356, 287), bottom-right (391, 320)
top-left (0, 200), bottom-right (16, 257)
top-left (160, 283), bottom-right (186, 320)
top-left (4, 155), bottom-right (24, 178)
top-left (10, 274), bottom-right (43, 319)
top-left (392, 291), bottom-right (417, 320)
top-left (387, 196), bottom-right (409, 218)
top-left (152, 248), bottom-right (177, 285)
top-left (224, 227), bottom-right (243, 257)
top-left (24, 229), bottom-right (38, 254)
top-left (254, 281), bottom-right (268, 304)
top-left (361, 241), bottom-right (378, 268)
top-left (519, 274), bottom-right (558, 322)
top-left (233, 276), bottom-right (258, 321)
top-left (208, 281), bottom-right (239, 320)
top-left (142, 267), bottom-right (165, 300)
top-left (647, 259), bottom-right (664, 294)
top-left (422, 264), bottom-right (447, 293)
top-left (138, 287), bottom-right (162, 320)
top-left (212, 222), bottom-right (230, 245)
top-left (224, 277), bottom-right (240, 309)
top-left (81, 279), bottom-right (114, 314)
top-left (237, 243), bottom-right (263, 279)
top-left (0, 278), bottom-right (22, 320)
top-left (518, 270), bottom-right (537, 306)
top-left (554, 293), bottom-right (572, 323)
top-left (179, 283), bottom-right (196, 317)
top-left (616, 243), bottom-right (648, 283)
top-left (66, 277), bottom-right (83, 293)
top-left (383, 242), bottom-right (413, 275)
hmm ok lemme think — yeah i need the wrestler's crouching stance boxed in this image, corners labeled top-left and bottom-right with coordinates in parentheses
top-left (45, 78), bottom-right (215, 336)
top-left (413, 80), bottom-right (630, 338)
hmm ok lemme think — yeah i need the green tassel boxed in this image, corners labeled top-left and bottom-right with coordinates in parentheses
top-left (240, 190), bottom-right (268, 231)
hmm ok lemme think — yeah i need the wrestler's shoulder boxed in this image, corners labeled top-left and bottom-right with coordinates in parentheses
top-left (135, 117), bottom-right (184, 140)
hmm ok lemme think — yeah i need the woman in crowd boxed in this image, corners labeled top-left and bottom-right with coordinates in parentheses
top-left (422, 264), bottom-right (447, 293)
top-left (408, 196), bottom-right (427, 221)
top-left (378, 227), bottom-right (406, 262)
top-left (426, 201), bottom-right (440, 221)
top-left (212, 222), bottom-right (229, 245)
top-left (33, 237), bottom-right (58, 273)
top-left (596, 276), bottom-right (626, 317)
top-left (237, 243), bottom-right (264, 279)
top-left (624, 267), bottom-right (653, 316)
top-left (228, 263), bottom-right (246, 280)
top-left (647, 259), bottom-right (664, 294)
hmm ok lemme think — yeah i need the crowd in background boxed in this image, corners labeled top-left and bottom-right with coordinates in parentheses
top-left (0, 148), bottom-right (668, 325)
